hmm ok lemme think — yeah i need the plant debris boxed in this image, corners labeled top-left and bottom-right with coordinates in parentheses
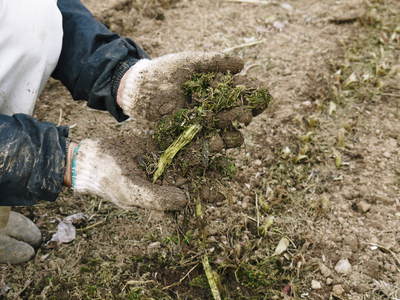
top-left (150, 72), bottom-right (271, 183)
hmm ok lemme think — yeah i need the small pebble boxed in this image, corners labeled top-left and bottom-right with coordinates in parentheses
top-left (332, 284), bottom-right (345, 295)
top-left (281, 3), bottom-right (293, 11)
top-left (356, 200), bottom-right (371, 213)
top-left (311, 280), bottom-right (322, 290)
top-left (254, 159), bottom-right (262, 166)
top-left (148, 242), bottom-right (161, 250)
top-left (273, 21), bottom-right (286, 30)
top-left (320, 263), bottom-right (332, 277)
top-left (335, 259), bottom-right (352, 274)
top-left (326, 278), bottom-right (333, 285)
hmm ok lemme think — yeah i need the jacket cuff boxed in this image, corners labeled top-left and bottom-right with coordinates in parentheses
top-left (0, 114), bottom-right (69, 206)
top-left (111, 56), bottom-right (139, 100)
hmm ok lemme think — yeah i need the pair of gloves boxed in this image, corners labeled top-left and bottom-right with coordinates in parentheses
top-left (68, 52), bottom-right (250, 211)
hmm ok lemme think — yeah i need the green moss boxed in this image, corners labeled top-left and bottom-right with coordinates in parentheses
top-left (189, 274), bottom-right (209, 289)
top-left (234, 258), bottom-right (294, 296)
top-left (210, 156), bottom-right (237, 179)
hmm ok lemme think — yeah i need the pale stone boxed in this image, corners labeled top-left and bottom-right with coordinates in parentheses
top-left (320, 263), bottom-right (332, 277)
top-left (356, 200), bottom-right (371, 213)
top-left (311, 280), bottom-right (322, 290)
top-left (335, 259), bottom-right (352, 274)
top-left (332, 284), bottom-right (345, 295)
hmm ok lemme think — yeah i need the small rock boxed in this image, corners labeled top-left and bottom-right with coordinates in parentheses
top-left (281, 3), bottom-right (293, 11)
top-left (332, 284), bottom-right (345, 296)
top-left (335, 259), bottom-right (352, 274)
top-left (254, 159), bottom-right (262, 166)
top-left (311, 280), bottom-right (322, 290)
top-left (326, 278), bottom-right (333, 285)
top-left (175, 176), bottom-right (188, 186)
top-left (272, 21), bottom-right (286, 30)
top-left (148, 242), bottom-right (161, 250)
top-left (356, 200), bottom-right (371, 213)
top-left (320, 263), bottom-right (332, 277)
top-left (209, 134), bottom-right (225, 153)
top-left (354, 283), bottom-right (369, 293)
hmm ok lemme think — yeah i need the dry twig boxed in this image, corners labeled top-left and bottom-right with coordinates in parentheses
top-left (162, 264), bottom-right (199, 290)
top-left (223, 40), bottom-right (265, 53)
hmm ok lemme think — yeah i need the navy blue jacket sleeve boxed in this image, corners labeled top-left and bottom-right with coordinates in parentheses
top-left (53, 0), bottom-right (149, 122)
top-left (0, 1), bottom-right (148, 206)
top-left (0, 114), bottom-right (68, 206)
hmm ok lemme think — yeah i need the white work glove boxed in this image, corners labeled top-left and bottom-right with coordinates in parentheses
top-left (67, 52), bottom-right (246, 211)
top-left (69, 139), bottom-right (187, 211)
top-left (117, 51), bottom-right (244, 122)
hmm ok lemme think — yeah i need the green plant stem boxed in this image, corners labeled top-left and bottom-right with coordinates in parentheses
top-left (202, 255), bottom-right (222, 300)
top-left (153, 124), bottom-right (202, 183)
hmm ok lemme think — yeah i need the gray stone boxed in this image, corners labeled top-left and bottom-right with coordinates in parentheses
top-left (0, 234), bottom-right (35, 264)
top-left (1, 212), bottom-right (41, 247)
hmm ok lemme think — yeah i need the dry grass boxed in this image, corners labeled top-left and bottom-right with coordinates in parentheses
top-left (2, 0), bottom-right (400, 299)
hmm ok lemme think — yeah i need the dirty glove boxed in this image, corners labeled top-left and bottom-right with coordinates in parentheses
top-left (0, 207), bottom-right (41, 264)
top-left (116, 51), bottom-right (244, 122)
top-left (67, 139), bottom-right (187, 211)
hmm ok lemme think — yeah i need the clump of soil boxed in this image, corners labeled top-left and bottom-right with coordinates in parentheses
top-left (154, 72), bottom-right (270, 150)
top-left (145, 72), bottom-right (272, 200)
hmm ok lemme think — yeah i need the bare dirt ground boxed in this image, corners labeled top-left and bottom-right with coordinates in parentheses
top-left (1, 0), bottom-right (399, 299)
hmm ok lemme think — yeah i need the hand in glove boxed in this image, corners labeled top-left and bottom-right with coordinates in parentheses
top-left (116, 51), bottom-right (244, 122)
top-left (64, 52), bottom-right (263, 212)
top-left (64, 139), bottom-right (187, 211)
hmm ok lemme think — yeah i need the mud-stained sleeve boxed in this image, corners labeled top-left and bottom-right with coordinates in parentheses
top-left (0, 114), bottom-right (68, 206)
top-left (53, 0), bottom-right (149, 122)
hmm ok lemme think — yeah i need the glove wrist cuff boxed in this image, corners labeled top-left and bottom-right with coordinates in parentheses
top-left (71, 140), bottom-right (104, 193)
top-left (111, 57), bottom-right (138, 100)
top-left (116, 58), bottom-right (152, 115)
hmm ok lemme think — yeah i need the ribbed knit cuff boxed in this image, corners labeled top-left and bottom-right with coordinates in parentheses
top-left (116, 59), bottom-right (152, 114)
top-left (71, 140), bottom-right (103, 193)
top-left (111, 57), bottom-right (140, 99)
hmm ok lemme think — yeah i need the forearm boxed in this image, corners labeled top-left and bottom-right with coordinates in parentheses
top-left (53, 0), bottom-right (149, 122)
top-left (0, 114), bottom-right (68, 206)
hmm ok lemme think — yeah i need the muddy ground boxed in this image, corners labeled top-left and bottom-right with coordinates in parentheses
top-left (1, 0), bottom-right (399, 299)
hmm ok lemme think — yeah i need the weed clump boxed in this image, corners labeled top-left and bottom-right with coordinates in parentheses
top-left (150, 72), bottom-right (271, 182)
top-left (154, 73), bottom-right (270, 150)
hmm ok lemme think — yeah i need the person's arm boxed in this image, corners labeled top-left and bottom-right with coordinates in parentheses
top-left (0, 114), bottom-right (187, 210)
top-left (0, 114), bottom-right (68, 206)
top-left (52, 0), bottom-right (149, 122)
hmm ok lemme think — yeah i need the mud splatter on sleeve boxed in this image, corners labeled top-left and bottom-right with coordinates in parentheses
top-left (0, 114), bottom-right (68, 206)
top-left (52, 0), bottom-right (149, 122)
